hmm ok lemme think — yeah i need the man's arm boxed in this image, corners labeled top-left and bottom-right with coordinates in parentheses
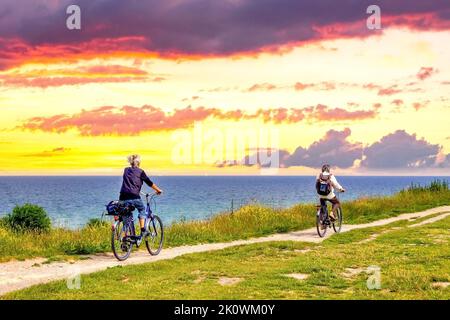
top-left (331, 175), bottom-right (344, 192)
top-left (151, 184), bottom-right (163, 194)
top-left (141, 171), bottom-right (163, 194)
top-left (141, 170), bottom-right (154, 187)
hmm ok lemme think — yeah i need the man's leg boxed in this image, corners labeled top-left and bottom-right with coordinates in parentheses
top-left (330, 197), bottom-right (340, 220)
top-left (133, 199), bottom-right (147, 236)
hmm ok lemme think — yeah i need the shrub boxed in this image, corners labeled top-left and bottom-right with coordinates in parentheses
top-left (5, 204), bottom-right (51, 233)
top-left (0, 215), bottom-right (8, 228)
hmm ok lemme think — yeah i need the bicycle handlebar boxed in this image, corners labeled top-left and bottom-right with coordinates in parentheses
top-left (140, 191), bottom-right (161, 197)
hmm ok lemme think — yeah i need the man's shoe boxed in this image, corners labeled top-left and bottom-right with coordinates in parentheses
top-left (329, 213), bottom-right (336, 221)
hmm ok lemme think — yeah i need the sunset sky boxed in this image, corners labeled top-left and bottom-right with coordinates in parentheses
top-left (0, 0), bottom-right (449, 175)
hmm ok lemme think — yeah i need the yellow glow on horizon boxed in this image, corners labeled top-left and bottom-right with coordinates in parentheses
top-left (0, 28), bottom-right (449, 174)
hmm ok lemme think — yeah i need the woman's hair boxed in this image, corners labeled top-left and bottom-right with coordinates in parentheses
top-left (127, 154), bottom-right (141, 167)
top-left (322, 164), bottom-right (331, 173)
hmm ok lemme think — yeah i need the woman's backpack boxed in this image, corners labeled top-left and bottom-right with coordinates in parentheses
top-left (316, 173), bottom-right (333, 196)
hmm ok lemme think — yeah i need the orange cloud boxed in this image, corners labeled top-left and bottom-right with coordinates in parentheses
top-left (305, 104), bottom-right (378, 121)
top-left (20, 104), bottom-right (379, 136)
top-left (378, 85), bottom-right (403, 96)
top-left (82, 65), bottom-right (148, 76)
top-left (413, 101), bottom-right (430, 111)
top-left (391, 99), bottom-right (404, 106)
top-left (416, 67), bottom-right (438, 80)
top-left (246, 83), bottom-right (278, 92)
top-left (294, 82), bottom-right (335, 91)
top-left (0, 64), bottom-right (159, 88)
top-left (363, 83), bottom-right (404, 96)
top-left (207, 79), bottom-right (421, 95)
top-left (0, 37), bottom-right (157, 71)
top-left (23, 147), bottom-right (71, 157)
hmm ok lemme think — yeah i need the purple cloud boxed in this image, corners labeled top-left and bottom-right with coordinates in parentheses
top-left (241, 149), bottom-right (291, 168)
top-left (235, 129), bottom-right (448, 170)
top-left (0, 1), bottom-right (449, 70)
top-left (437, 154), bottom-right (450, 168)
top-left (361, 130), bottom-right (441, 168)
top-left (283, 128), bottom-right (363, 168)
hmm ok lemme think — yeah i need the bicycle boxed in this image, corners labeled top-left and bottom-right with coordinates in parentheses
top-left (107, 192), bottom-right (164, 261)
top-left (316, 191), bottom-right (343, 238)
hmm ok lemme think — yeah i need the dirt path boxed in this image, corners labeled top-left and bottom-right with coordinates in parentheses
top-left (1, 205), bottom-right (449, 296)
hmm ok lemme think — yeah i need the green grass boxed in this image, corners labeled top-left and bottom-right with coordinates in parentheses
top-left (0, 180), bottom-right (449, 262)
top-left (168, 180), bottom-right (450, 245)
top-left (4, 214), bottom-right (449, 300)
top-left (0, 224), bottom-right (111, 262)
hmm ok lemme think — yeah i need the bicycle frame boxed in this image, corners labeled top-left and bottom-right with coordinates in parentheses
top-left (111, 192), bottom-right (163, 260)
top-left (317, 191), bottom-right (343, 225)
top-left (114, 193), bottom-right (159, 242)
top-left (143, 193), bottom-right (159, 237)
top-left (317, 202), bottom-right (330, 225)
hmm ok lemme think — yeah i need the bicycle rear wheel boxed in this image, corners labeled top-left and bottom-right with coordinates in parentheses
top-left (145, 215), bottom-right (164, 255)
top-left (332, 207), bottom-right (343, 233)
top-left (111, 219), bottom-right (133, 261)
top-left (316, 209), bottom-right (327, 237)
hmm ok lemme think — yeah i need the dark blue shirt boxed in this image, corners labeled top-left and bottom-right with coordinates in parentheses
top-left (119, 167), bottom-right (153, 200)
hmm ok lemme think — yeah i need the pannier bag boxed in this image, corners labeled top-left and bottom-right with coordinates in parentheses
top-left (106, 201), bottom-right (120, 215)
top-left (316, 173), bottom-right (333, 196)
top-left (105, 201), bottom-right (135, 216)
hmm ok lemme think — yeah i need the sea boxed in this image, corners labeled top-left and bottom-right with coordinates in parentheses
top-left (0, 176), bottom-right (446, 229)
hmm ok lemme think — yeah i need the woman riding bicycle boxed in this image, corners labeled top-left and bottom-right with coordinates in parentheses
top-left (316, 164), bottom-right (345, 221)
top-left (119, 154), bottom-right (163, 239)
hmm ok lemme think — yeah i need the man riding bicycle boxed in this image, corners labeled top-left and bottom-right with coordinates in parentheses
top-left (316, 164), bottom-right (345, 222)
top-left (119, 154), bottom-right (163, 239)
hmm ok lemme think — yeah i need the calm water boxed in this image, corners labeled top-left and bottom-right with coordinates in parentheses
top-left (0, 176), bottom-right (446, 229)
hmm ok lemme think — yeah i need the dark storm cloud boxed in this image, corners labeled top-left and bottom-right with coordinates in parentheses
top-left (0, 0), bottom-right (449, 70)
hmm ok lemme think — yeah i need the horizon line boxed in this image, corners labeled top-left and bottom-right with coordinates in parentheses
top-left (0, 174), bottom-right (449, 178)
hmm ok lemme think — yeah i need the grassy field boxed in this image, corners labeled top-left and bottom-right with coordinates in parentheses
top-left (0, 181), bottom-right (449, 262)
top-left (3, 213), bottom-right (449, 299)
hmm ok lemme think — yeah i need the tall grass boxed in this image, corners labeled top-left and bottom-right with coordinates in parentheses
top-left (0, 225), bottom-right (111, 262)
top-left (166, 203), bottom-right (315, 246)
top-left (343, 179), bottom-right (449, 223)
top-left (166, 179), bottom-right (450, 245)
top-left (405, 179), bottom-right (448, 193)
top-left (0, 180), bottom-right (449, 261)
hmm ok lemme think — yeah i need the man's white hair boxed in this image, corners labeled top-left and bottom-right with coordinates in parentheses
top-left (127, 154), bottom-right (141, 167)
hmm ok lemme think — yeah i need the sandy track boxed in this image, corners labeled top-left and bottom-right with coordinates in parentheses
top-left (1, 205), bottom-right (449, 296)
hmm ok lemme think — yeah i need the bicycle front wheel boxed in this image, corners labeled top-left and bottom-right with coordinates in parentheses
top-left (145, 215), bottom-right (164, 255)
top-left (332, 207), bottom-right (343, 233)
top-left (111, 219), bottom-right (133, 261)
